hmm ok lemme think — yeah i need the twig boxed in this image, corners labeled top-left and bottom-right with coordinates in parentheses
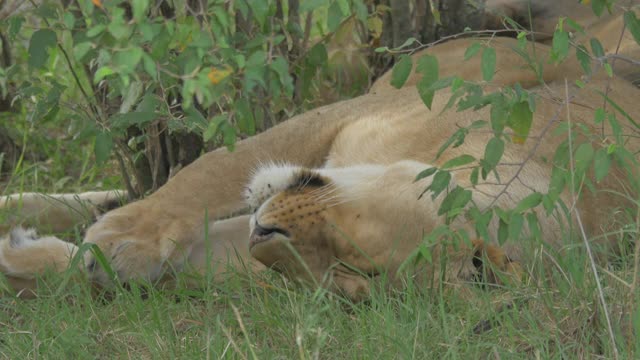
top-left (600, 10), bottom-right (628, 136)
top-left (114, 149), bottom-right (137, 200)
top-left (483, 97), bottom-right (566, 210)
top-left (564, 79), bottom-right (619, 360)
top-left (408, 29), bottom-right (549, 55)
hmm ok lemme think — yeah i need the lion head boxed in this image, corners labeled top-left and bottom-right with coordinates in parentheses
top-left (243, 161), bottom-right (512, 300)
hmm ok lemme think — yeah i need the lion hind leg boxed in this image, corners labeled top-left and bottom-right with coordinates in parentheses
top-left (0, 228), bottom-right (78, 298)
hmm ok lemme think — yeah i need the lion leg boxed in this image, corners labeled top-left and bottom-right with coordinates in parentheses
top-left (0, 228), bottom-right (78, 298)
top-left (0, 190), bottom-right (126, 234)
top-left (470, 238), bottom-right (522, 285)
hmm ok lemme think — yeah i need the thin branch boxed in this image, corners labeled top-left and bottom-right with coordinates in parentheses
top-left (482, 96), bottom-right (567, 210)
top-left (26, 0), bottom-right (101, 121)
top-left (565, 78), bottom-right (619, 360)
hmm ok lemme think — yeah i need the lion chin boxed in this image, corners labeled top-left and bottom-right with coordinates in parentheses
top-left (1, 1), bottom-right (639, 301)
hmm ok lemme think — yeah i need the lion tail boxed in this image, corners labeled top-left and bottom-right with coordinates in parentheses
top-left (0, 190), bottom-right (127, 234)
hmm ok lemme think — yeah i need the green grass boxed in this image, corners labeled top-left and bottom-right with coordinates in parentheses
top-left (0, 242), bottom-right (638, 358)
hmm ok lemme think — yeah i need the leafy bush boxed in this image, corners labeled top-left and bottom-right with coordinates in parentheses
top-left (0, 0), bottom-right (380, 195)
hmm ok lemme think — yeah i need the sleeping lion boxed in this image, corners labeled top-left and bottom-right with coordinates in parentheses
top-left (1, 1), bottom-right (640, 300)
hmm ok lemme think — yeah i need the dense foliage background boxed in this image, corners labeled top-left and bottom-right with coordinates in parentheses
top-left (0, 0), bottom-right (485, 197)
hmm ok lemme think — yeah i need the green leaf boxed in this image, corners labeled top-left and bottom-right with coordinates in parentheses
top-left (142, 54), bottom-right (157, 80)
top-left (235, 98), bottom-right (256, 135)
top-left (179, 106), bottom-right (208, 133)
top-left (271, 57), bottom-right (293, 97)
top-left (8, 17), bottom-right (24, 40)
top-left (418, 244), bottom-right (433, 264)
top-left (564, 18), bottom-right (585, 34)
top-left (509, 100), bottom-right (533, 144)
top-left (469, 208), bottom-right (492, 242)
top-left (222, 123), bottom-right (237, 151)
top-left (87, 24), bottom-right (106, 38)
top-left (428, 170), bottom-right (452, 199)
top-left (526, 212), bottom-right (541, 240)
top-left (203, 114), bottom-right (228, 142)
top-left (114, 47), bottom-right (144, 72)
top-left (415, 55), bottom-right (439, 108)
top-left (574, 142), bottom-right (594, 176)
top-left (438, 186), bottom-right (472, 216)
top-left (498, 219), bottom-right (508, 244)
top-left (591, 0), bottom-right (606, 16)
top-left (481, 47), bottom-right (496, 82)
top-left (436, 128), bottom-right (466, 159)
top-left (300, 0), bottom-right (325, 12)
top-left (470, 167), bottom-right (479, 186)
top-left (396, 37), bottom-right (417, 50)
top-left (416, 55), bottom-right (438, 77)
top-left (110, 112), bottom-right (157, 130)
top-left (132, 0), bottom-right (150, 23)
top-left (441, 155), bottom-right (475, 169)
top-left (119, 82), bottom-right (143, 113)
top-left (514, 192), bottom-right (542, 213)
top-left (594, 108), bottom-right (605, 124)
top-left (624, 11), bottom-right (640, 46)
top-left (415, 167), bottom-right (437, 182)
top-left (551, 29), bottom-right (570, 63)
top-left (508, 213), bottom-right (524, 241)
top-left (94, 131), bottom-right (113, 165)
top-left (490, 95), bottom-right (508, 134)
top-left (94, 66), bottom-right (114, 83)
top-left (590, 38), bottom-right (605, 58)
top-left (73, 42), bottom-right (93, 61)
top-left (28, 29), bottom-right (57, 69)
top-left (483, 137), bottom-right (504, 173)
top-left (107, 9), bottom-right (131, 39)
top-left (464, 43), bottom-right (481, 61)
top-left (594, 148), bottom-right (612, 182)
top-left (604, 63), bottom-right (613, 77)
top-left (307, 43), bottom-right (328, 66)
top-left (391, 54), bottom-right (413, 89)
top-left (337, 0), bottom-right (349, 14)
top-left (249, 0), bottom-right (269, 27)
top-left (327, 1), bottom-right (344, 31)
top-left (575, 45), bottom-right (592, 75)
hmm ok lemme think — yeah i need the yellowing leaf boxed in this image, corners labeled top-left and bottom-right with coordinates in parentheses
top-left (178, 34), bottom-right (193, 52)
top-left (207, 65), bottom-right (232, 84)
top-left (367, 17), bottom-right (383, 39)
top-left (92, 0), bottom-right (103, 8)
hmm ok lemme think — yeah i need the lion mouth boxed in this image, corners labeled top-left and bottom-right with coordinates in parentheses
top-left (249, 223), bottom-right (290, 248)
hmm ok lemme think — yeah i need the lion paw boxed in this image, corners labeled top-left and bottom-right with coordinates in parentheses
top-left (244, 163), bottom-right (302, 210)
top-left (82, 202), bottom-right (199, 287)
